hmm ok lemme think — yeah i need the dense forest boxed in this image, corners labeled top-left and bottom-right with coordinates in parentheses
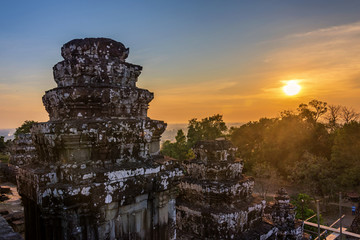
top-left (161, 100), bottom-right (360, 197)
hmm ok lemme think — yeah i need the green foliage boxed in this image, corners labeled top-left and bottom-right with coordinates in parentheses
top-left (331, 121), bottom-right (360, 190)
top-left (251, 162), bottom-right (278, 199)
top-left (297, 99), bottom-right (327, 123)
top-left (230, 118), bottom-right (274, 172)
top-left (14, 120), bottom-right (37, 138)
top-left (230, 105), bottom-right (331, 177)
top-left (187, 114), bottom-right (227, 147)
top-left (0, 136), bottom-right (6, 153)
top-left (291, 153), bottom-right (334, 196)
top-left (161, 130), bottom-right (192, 161)
top-left (291, 193), bottom-right (315, 220)
top-left (185, 149), bottom-right (195, 159)
top-left (0, 136), bottom-right (10, 163)
top-left (291, 193), bottom-right (324, 239)
top-left (229, 99), bottom-right (348, 195)
top-left (0, 153), bottom-right (9, 163)
top-left (161, 114), bottom-right (227, 161)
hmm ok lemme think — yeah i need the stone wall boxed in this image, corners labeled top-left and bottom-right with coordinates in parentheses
top-left (176, 140), bottom-right (304, 240)
top-left (176, 140), bottom-right (273, 239)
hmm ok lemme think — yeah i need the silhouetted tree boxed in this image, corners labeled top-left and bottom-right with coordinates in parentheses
top-left (340, 106), bottom-right (359, 124)
top-left (326, 104), bottom-right (342, 131)
top-left (14, 120), bottom-right (37, 138)
top-left (161, 114), bottom-right (227, 161)
top-left (187, 114), bottom-right (227, 147)
top-left (297, 99), bottom-right (327, 123)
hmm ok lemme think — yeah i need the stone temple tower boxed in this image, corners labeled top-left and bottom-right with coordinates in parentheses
top-left (176, 139), bottom-right (267, 239)
top-left (14, 38), bottom-right (182, 240)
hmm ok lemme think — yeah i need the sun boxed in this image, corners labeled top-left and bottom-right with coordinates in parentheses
top-left (283, 80), bottom-right (301, 96)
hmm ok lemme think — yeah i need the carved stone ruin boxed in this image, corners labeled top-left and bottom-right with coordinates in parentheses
top-left (266, 188), bottom-right (303, 240)
top-left (176, 139), bottom-right (282, 239)
top-left (12, 38), bottom-right (182, 240)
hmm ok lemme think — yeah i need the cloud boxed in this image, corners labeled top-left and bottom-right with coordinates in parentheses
top-left (261, 21), bottom-right (360, 100)
top-left (149, 21), bottom-right (360, 123)
top-left (292, 21), bottom-right (360, 38)
top-left (4, 21), bottom-right (360, 126)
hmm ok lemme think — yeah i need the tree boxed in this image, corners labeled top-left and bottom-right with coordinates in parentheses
top-left (230, 118), bottom-right (275, 171)
top-left (297, 103), bottom-right (315, 123)
top-left (14, 120), bottom-right (37, 138)
top-left (325, 104), bottom-right (341, 132)
top-left (309, 99), bottom-right (328, 122)
top-left (162, 114), bottom-right (227, 161)
top-left (297, 99), bottom-right (327, 123)
top-left (187, 114), bottom-right (227, 147)
top-left (252, 162), bottom-right (278, 199)
top-left (331, 121), bottom-right (360, 190)
top-left (229, 100), bottom-right (360, 196)
top-left (230, 100), bottom-right (331, 176)
top-left (0, 136), bottom-right (6, 153)
top-left (161, 130), bottom-right (193, 161)
top-left (340, 106), bottom-right (359, 124)
top-left (290, 152), bottom-right (334, 196)
top-left (0, 136), bottom-right (9, 163)
top-left (291, 193), bottom-right (315, 220)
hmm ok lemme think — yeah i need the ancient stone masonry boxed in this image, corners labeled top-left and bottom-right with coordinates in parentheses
top-left (12, 38), bottom-right (182, 240)
top-left (265, 188), bottom-right (302, 240)
top-left (176, 139), bottom-right (277, 239)
top-left (5, 134), bottom-right (37, 183)
top-left (10, 134), bottom-right (37, 167)
top-left (176, 140), bottom-right (305, 239)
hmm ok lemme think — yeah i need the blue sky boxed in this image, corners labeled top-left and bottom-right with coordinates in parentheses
top-left (1, 1), bottom-right (360, 128)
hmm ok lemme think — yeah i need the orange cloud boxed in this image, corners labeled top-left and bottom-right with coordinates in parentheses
top-left (148, 21), bottom-right (360, 124)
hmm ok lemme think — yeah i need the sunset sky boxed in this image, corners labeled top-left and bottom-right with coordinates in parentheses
top-left (1, 1), bottom-right (360, 128)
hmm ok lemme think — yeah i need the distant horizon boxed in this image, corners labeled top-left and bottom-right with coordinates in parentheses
top-left (0, 121), bottom-right (246, 131)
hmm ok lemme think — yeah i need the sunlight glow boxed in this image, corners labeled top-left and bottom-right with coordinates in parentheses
top-left (283, 80), bottom-right (301, 96)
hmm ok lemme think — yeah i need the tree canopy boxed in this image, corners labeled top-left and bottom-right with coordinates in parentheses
top-left (230, 102), bottom-right (331, 176)
top-left (331, 121), bottom-right (360, 189)
top-left (0, 136), bottom-right (6, 153)
top-left (187, 114), bottom-right (227, 147)
top-left (0, 136), bottom-right (9, 163)
top-left (161, 114), bottom-right (227, 160)
top-left (161, 130), bottom-right (193, 161)
top-left (230, 99), bottom-right (360, 195)
top-left (14, 120), bottom-right (37, 138)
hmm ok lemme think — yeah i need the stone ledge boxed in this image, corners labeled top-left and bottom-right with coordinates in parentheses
top-left (0, 216), bottom-right (23, 240)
